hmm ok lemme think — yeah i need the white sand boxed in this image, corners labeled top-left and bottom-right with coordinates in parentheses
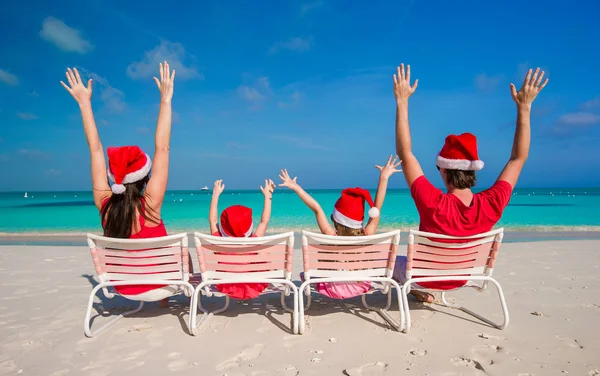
top-left (0, 239), bottom-right (599, 376)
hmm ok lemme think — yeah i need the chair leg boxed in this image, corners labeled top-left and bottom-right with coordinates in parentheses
top-left (190, 284), bottom-right (231, 336)
top-left (401, 282), bottom-right (412, 333)
top-left (84, 284), bottom-right (144, 338)
top-left (458, 279), bottom-right (510, 330)
top-left (298, 281), bottom-right (311, 334)
top-left (280, 283), bottom-right (300, 334)
top-left (361, 284), bottom-right (403, 332)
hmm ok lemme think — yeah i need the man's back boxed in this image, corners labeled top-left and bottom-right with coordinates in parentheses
top-left (411, 176), bottom-right (513, 236)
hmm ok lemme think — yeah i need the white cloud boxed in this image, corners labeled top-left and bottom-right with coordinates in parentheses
top-left (18, 149), bottom-right (50, 160)
top-left (17, 112), bottom-right (38, 120)
top-left (127, 41), bottom-right (202, 80)
top-left (238, 76), bottom-right (272, 104)
top-left (0, 68), bottom-right (18, 86)
top-left (558, 112), bottom-right (600, 126)
top-left (39, 17), bottom-right (94, 54)
top-left (580, 97), bottom-right (600, 110)
top-left (0, 136), bottom-right (3, 142)
top-left (136, 126), bottom-right (151, 134)
top-left (269, 37), bottom-right (313, 54)
top-left (271, 135), bottom-right (327, 150)
top-left (278, 91), bottom-right (303, 108)
top-left (474, 73), bottom-right (503, 92)
top-left (29, 90), bottom-right (39, 97)
top-left (300, 1), bottom-right (323, 15)
top-left (81, 70), bottom-right (127, 114)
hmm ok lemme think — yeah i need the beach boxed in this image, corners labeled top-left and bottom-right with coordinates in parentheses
top-left (1, 236), bottom-right (599, 376)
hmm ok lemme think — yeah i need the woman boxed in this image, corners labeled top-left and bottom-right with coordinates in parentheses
top-left (61, 62), bottom-right (176, 307)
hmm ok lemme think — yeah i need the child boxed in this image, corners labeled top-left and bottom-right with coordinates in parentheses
top-left (278, 155), bottom-right (402, 299)
top-left (208, 179), bottom-right (276, 299)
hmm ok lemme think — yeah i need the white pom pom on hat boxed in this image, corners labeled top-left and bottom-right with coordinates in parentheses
top-left (111, 184), bottom-right (126, 194)
top-left (368, 206), bottom-right (380, 218)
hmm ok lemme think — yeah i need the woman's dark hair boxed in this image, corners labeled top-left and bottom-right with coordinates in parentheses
top-left (445, 169), bottom-right (477, 189)
top-left (101, 175), bottom-right (159, 238)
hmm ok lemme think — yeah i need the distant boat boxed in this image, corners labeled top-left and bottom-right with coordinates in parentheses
top-left (24, 192), bottom-right (28, 198)
top-left (201, 186), bottom-right (210, 191)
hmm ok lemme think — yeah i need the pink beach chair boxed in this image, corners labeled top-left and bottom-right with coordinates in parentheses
top-left (84, 233), bottom-right (194, 337)
top-left (190, 231), bottom-right (298, 335)
top-left (401, 228), bottom-right (508, 332)
top-left (299, 230), bottom-right (403, 334)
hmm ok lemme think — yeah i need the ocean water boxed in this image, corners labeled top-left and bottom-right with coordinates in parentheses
top-left (0, 188), bottom-right (599, 234)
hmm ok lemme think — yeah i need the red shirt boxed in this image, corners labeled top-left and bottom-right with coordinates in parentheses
top-left (410, 176), bottom-right (512, 289)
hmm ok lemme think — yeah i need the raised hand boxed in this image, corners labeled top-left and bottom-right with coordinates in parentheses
top-left (60, 68), bottom-right (92, 105)
top-left (260, 179), bottom-right (276, 198)
top-left (375, 155), bottom-right (403, 179)
top-left (278, 169), bottom-right (298, 189)
top-left (510, 68), bottom-right (548, 107)
top-left (393, 63), bottom-right (418, 103)
top-left (153, 61), bottom-right (175, 102)
top-left (213, 180), bottom-right (225, 195)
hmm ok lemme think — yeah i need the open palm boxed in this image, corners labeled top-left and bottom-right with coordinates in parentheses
top-left (61, 68), bottom-right (92, 104)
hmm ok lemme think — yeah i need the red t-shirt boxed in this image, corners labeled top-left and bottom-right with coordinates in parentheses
top-left (410, 176), bottom-right (512, 289)
top-left (211, 231), bottom-right (269, 300)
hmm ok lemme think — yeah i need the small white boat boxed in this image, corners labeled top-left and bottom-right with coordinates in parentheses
top-left (24, 192), bottom-right (28, 198)
top-left (200, 186), bottom-right (209, 191)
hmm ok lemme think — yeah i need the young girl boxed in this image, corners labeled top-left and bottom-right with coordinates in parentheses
top-left (278, 155), bottom-right (402, 299)
top-left (208, 179), bottom-right (276, 299)
top-left (61, 62), bottom-right (177, 307)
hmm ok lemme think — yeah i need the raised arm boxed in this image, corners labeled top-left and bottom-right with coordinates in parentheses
top-left (61, 68), bottom-right (110, 210)
top-left (497, 68), bottom-right (548, 187)
top-left (364, 155), bottom-right (403, 235)
top-left (393, 63), bottom-right (423, 188)
top-left (254, 179), bottom-right (276, 237)
top-left (278, 169), bottom-right (336, 235)
top-left (145, 62), bottom-right (176, 214)
top-left (209, 180), bottom-right (225, 234)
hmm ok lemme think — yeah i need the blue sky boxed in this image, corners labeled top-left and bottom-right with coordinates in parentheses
top-left (0, 0), bottom-right (599, 191)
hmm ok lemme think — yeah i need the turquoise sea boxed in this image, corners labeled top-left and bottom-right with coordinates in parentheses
top-left (0, 188), bottom-right (599, 235)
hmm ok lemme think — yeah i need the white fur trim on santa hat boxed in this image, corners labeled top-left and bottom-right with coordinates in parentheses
top-left (331, 209), bottom-right (363, 229)
top-left (219, 222), bottom-right (253, 238)
top-left (107, 154), bottom-right (153, 185)
top-left (436, 155), bottom-right (484, 171)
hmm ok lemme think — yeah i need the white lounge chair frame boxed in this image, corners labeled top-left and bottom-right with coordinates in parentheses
top-left (401, 228), bottom-right (508, 332)
top-left (84, 233), bottom-right (194, 337)
top-left (191, 232), bottom-right (298, 335)
top-left (299, 230), bottom-right (402, 334)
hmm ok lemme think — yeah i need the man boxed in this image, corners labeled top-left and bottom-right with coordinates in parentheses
top-left (392, 64), bottom-right (548, 302)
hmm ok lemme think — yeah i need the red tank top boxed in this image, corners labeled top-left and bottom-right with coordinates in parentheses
top-left (101, 198), bottom-right (168, 295)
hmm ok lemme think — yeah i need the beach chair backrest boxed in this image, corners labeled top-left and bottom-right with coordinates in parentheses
top-left (301, 230), bottom-right (401, 279)
top-left (86, 233), bottom-right (190, 296)
top-left (406, 228), bottom-right (504, 279)
top-left (193, 232), bottom-right (295, 282)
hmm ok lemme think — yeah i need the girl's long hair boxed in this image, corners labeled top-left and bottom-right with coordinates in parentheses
top-left (101, 175), bottom-right (159, 238)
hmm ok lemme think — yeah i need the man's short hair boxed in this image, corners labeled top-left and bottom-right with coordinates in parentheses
top-left (445, 169), bottom-right (477, 189)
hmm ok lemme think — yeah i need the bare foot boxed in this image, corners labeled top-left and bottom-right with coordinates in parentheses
top-left (159, 298), bottom-right (169, 308)
top-left (411, 290), bottom-right (434, 303)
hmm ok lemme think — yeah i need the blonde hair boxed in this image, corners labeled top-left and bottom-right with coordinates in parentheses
top-left (333, 220), bottom-right (364, 236)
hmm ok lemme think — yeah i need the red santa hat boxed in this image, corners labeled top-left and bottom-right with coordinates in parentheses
top-left (331, 188), bottom-right (379, 229)
top-left (436, 133), bottom-right (484, 171)
top-left (107, 146), bottom-right (152, 194)
top-left (219, 205), bottom-right (253, 237)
